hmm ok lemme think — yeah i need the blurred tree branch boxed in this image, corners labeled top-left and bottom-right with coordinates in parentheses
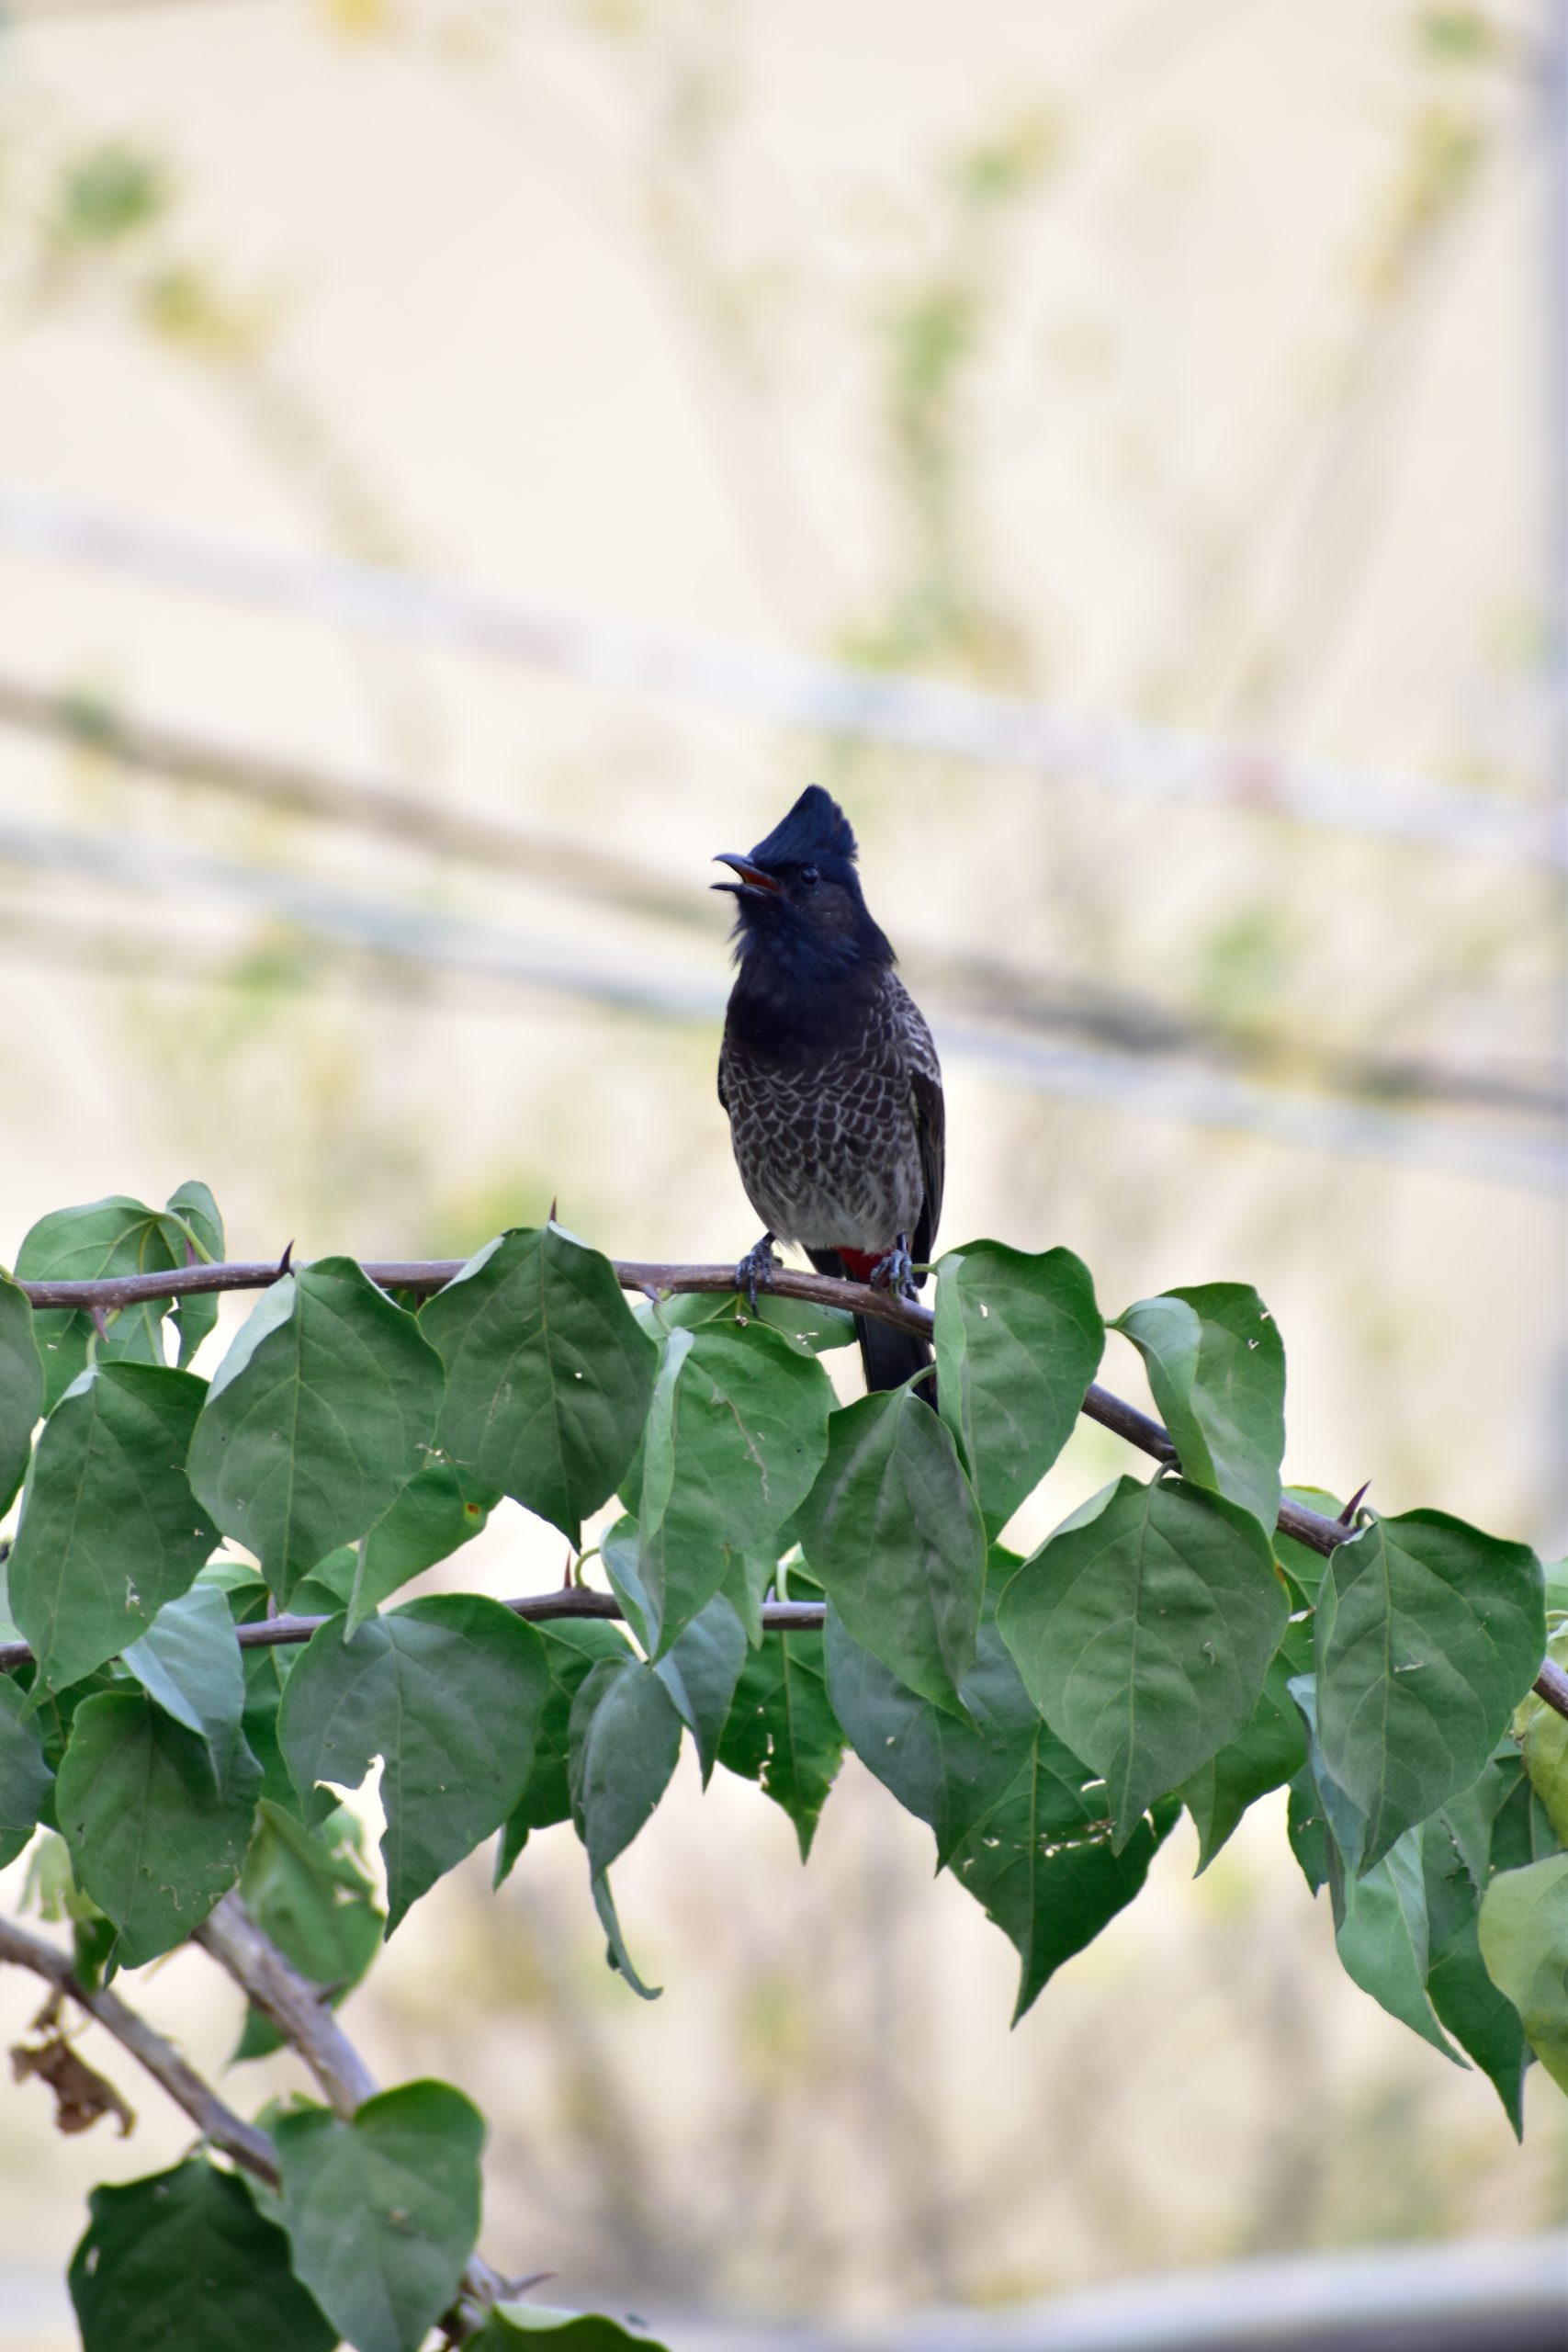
top-left (2, 672), bottom-right (1560, 1124)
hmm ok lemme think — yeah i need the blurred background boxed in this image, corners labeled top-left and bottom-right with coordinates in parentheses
top-left (0, 0), bottom-right (1564, 2343)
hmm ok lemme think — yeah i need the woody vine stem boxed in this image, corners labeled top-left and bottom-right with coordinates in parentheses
top-left (6, 1253), bottom-right (1566, 1721)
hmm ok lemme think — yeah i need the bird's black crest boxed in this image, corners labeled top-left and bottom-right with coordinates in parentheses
top-left (748, 785), bottom-right (857, 870)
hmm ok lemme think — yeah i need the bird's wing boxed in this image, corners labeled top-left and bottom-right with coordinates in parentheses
top-left (716, 1035), bottom-right (731, 1117)
top-left (897, 989), bottom-right (945, 1282)
top-left (910, 1066), bottom-right (944, 1281)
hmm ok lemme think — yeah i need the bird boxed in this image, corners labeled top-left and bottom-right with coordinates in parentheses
top-left (714, 784), bottom-right (943, 1403)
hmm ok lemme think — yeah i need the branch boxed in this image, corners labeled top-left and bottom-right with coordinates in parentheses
top-left (0, 1913), bottom-right (278, 2184)
top-left (7, 1255), bottom-right (1565, 1724)
top-left (194, 1894), bottom-right (511, 2316)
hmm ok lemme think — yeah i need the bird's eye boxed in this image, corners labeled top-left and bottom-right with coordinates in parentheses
top-left (798, 865), bottom-right (820, 889)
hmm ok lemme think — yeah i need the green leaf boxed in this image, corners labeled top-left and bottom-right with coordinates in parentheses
top-left (635, 1289), bottom-right (855, 1357)
top-left (55, 1692), bottom-right (260, 1967)
top-left (1113, 1284), bottom-right (1285, 1532)
top-left (121, 1582), bottom-right (245, 1775)
top-left (1478, 1853), bottom-right (1568, 2093)
top-left (626, 1322), bottom-right (831, 1655)
top-left (241, 1643), bottom-right (300, 1816)
top-left (1286, 1764), bottom-right (1328, 1894)
top-left (1490, 1751), bottom-right (1561, 1873)
top-left (8, 1363), bottom-right (215, 1693)
top-left (273, 2080), bottom-right (484, 2352)
top-left (997, 1475), bottom-right (1287, 1849)
top-left (0, 1672), bottom-right (52, 1869)
top-left (1436, 1745), bottom-right (1525, 1889)
top-left (288, 1544), bottom-right (360, 1619)
top-left (795, 1387), bottom-right (987, 1713)
top-left (718, 1615), bottom-right (843, 1860)
top-left (1314, 1510), bottom-right (1545, 1871)
top-left (1274, 1485), bottom-right (1344, 1604)
top-left (346, 1460), bottom-right (497, 1636)
top-left (471, 2306), bottom-right (671, 2349)
top-left (1179, 1615), bottom-right (1312, 1873)
top-left (749, 1291), bottom-right (857, 1354)
top-left (1334, 1826), bottom-right (1465, 2064)
top-left (188, 1260), bottom-right (445, 1605)
top-left (828, 1581), bottom-right (1175, 2018)
top-left (422, 1226), bottom-right (657, 1544)
top-left (0, 1272), bottom-right (43, 1517)
top-left (235, 1800), bottom-right (383, 2060)
top-left (1423, 1817), bottom-right (1529, 2132)
top-left (277, 1596), bottom-right (548, 1933)
top-left (933, 1241), bottom-right (1103, 1531)
top-left (494, 1618), bottom-right (633, 1883)
top-left (17, 1189), bottom-right (223, 1408)
top-left (1287, 1673), bottom-right (1380, 1896)
top-left (163, 1179), bottom-right (224, 1367)
top-left (1516, 1626), bottom-right (1568, 1843)
top-left (70, 2158), bottom-right (335, 2352)
top-left (569, 1657), bottom-right (683, 1997)
top-left (652, 1592), bottom-right (748, 1784)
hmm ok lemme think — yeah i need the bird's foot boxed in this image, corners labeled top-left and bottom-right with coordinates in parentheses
top-left (735, 1233), bottom-right (781, 1313)
top-left (869, 1234), bottom-right (917, 1300)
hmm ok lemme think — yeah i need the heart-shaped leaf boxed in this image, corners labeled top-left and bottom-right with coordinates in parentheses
top-left (1332, 1825), bottom-right (1465, 2065)
top-left (121, 1582), bottom-right (245, 1781)
top-left (997, 1475), bottom-right (1286, 1848)
top-left (795, 1388), bottom-right (986, 1713)
top-left (188, 1261), bottom-right (445, 1605)
top-left (828, 1570), bottom-right (1177, 2018)
top-left (273, 2081), bottom-right (484, 2352)
top-left (1478, 1853), bottom-right (1568, 2094)
top-left (56, 1692), bottom-right (260, 1967)
top-left (70, 2160), bottom-right (334, 2352)
top-left (422, 1226), bottom-right (657, 1544)
top-left (8, 1363), bottom-right (214, 1693)
top-left (0, 1674), bottom-right (52, 1869)
top-left (0, 1272), bottom-right (43, 1517)
top-left (1113, 1284), bottom-right (1285, 1532)
top-left (718, 1589), bottom-right (843, 1859)
top-left (494, 1619), bottom-right (634, 1883)
top-left (623, 1321), bottom-right (830, 1655)
top-left (934, 1241), bottom-right (1102, 1531)
top-left (17, 1185), bottom-right (224, 1408)
top-left (1314, 1510), bottom-right (1544, 1871)
top-left (278, 1596), bottom-right (548, 1933)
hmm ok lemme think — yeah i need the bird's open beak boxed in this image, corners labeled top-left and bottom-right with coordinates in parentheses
top-left (712, 854), bottom-right (782, 897)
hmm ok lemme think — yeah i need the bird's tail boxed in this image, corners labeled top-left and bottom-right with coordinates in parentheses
top-left (854, 1312), bottom-right (937, 1406)
top-left (808, 1249), bottom-right (937, 1408)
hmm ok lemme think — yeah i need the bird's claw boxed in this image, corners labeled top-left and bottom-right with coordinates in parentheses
top-left (735, 1234), bottom-right (781, 1313)
top-left (869, 1234), bottom-right (917, 1300)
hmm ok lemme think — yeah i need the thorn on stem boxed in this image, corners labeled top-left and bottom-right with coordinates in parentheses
top-left (548, 1197), bottom-right (558, 1225)
top-left (1339, 1480), bottom-right (1371, 1525)
top-left (90, 1306), bottom-right (109, 1340)
top-left (276, 1241), bottom-right (294, 1278)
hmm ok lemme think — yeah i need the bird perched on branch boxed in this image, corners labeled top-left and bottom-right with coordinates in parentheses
top-left (715, 785), bottom-right (943, 1403)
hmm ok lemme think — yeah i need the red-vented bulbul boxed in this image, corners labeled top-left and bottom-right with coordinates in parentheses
top-left (714, 785), bottom-right (943, 1400)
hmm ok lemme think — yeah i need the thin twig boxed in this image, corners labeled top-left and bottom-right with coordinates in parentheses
top-left (0, 1915), bottom-right (278, 2184)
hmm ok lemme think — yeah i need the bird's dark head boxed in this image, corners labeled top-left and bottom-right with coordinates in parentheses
top-left (714, 786), bottom-right (892, 992)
